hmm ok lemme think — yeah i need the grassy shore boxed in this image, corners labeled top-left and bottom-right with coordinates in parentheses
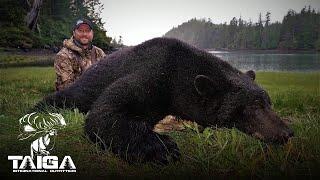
top-left (0, 67), bottom-right (319, 178)
top-left (0, 51), bottom-right (54, 68)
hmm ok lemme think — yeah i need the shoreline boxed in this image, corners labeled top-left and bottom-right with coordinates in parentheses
top-left (206, 49), bottom-right (319, 54)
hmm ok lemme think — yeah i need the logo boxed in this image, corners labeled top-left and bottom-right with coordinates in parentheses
top-left (8, 112), bottom-right (76, 173)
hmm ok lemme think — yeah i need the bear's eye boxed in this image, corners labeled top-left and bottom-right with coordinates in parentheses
top-left (266, 96), bottom-right (272, 106)
top-left (254, 99), bottom-right (264, 107)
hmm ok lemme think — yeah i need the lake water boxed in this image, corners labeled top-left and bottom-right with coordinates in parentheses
top-left (208, 50), bottom-right (319, 72)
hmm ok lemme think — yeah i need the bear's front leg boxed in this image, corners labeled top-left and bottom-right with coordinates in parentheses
top-left (84, 74), bottom-right (180, 164)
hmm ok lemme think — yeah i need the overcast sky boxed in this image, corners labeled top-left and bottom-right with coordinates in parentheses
top-left (101, 0), bottom-right (320, 46)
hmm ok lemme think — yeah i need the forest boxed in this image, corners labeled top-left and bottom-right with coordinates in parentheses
top-left (0, 0), bottom-right (115, 51)
top-left (1, 2), bottom-right (318, 51)
top-left (164, 6), bottom-right (320, 50)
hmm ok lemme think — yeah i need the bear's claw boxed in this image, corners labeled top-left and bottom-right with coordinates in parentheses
top-left (122, 133), bottom-right (180, 165)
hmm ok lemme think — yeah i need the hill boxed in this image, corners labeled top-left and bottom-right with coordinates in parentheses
top-left (164, 7), bottom-right (320, 50)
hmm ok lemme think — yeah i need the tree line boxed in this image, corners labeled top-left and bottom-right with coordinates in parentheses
top-left (0, 0), bottom-right (115, 51)
top-left (164, 6), bottom-right (320, 51)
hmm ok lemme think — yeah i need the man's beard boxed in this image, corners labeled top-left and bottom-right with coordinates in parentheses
top-left (79, 38), bottom-right (91, 45)
top-left (73, 37), bottom-right (92, 49)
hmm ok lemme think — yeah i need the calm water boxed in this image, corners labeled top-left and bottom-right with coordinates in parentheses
top-left (208, 50), bottom-right (319, 72)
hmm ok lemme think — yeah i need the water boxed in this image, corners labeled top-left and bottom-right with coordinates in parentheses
top-left (208, 50), bottom-right (320, 72)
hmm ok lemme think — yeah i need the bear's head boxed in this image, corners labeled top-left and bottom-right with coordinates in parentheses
top-left (193, 70), bottom-right (294, 144)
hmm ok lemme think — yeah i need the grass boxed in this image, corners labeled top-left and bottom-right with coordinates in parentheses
top-left (0, 67), bottom-right (319, 178)
top-left (0, 52), bottom-right (54, 67)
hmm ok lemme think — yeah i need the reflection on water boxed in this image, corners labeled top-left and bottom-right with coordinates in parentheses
top-left (209, 51), bottom-right (320, 72)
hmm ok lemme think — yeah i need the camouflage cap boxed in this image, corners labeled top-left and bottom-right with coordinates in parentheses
top-left (73, 18), bottom-right (93, 30)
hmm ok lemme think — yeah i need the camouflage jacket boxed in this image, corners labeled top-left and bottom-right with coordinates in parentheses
top-left (54, 37), bottom-right (106, 91)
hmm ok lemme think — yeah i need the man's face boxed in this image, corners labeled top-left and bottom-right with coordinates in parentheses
top-left (73, 24), bottom-right (93, 45)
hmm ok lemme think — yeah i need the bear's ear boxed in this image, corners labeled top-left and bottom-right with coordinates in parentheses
top-left (245, 70), bottom-right (256, 81)
top-left (194, 75), bottom-right (223, 96)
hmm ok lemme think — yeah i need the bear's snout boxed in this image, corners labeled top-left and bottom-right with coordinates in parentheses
top-left (252, 128), bottom-right (294, 144)
top-left (243, 106), bottom-right (294, 144)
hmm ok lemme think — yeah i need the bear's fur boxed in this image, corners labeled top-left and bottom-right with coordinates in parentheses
top-left (34, 37), bottom-right (293, 164)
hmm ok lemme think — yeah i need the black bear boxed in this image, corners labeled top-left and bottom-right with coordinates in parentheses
top-left (33, 37), bottom-right (294, 164)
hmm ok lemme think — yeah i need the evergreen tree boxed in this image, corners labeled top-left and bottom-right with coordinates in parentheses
top-left (23, 158), bottom-right (33, 170)
top-left (165, 6), bottom-right (319, 51)
top-left (64, 158), bottom-right (71, 170)
top-left (0, 0), bottom-right (112, 49)
top-left (265, 12), bottom-right (271, 27)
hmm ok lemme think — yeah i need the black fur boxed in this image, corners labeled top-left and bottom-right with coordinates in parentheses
top-left (33, 37), bottom-right (293, 164)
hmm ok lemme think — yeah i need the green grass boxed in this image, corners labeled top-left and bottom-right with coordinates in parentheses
top-left (0, 67), bottom-right (319, 178)
top-left (0, 53), bottom-right (54, 67)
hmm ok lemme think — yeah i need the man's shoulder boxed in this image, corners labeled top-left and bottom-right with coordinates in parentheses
top-left (92, 46), bottom-right (106, 58)
top-left (55, 47), bottom-right (74, 64)
top-left (93, 46), bottom-right (105, 53)
top-left (93, 45), bottom-right (103, 51)
top-left (56, 47), bottom-right (75, 59)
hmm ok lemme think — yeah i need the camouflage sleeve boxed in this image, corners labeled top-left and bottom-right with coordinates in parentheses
top-left (95, 47), bottom-right (106, 61)
top-left (54, 54), bottom-right (75, 91)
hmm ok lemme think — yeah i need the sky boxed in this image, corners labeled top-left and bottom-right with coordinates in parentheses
top-left (100, 0), bottom-right (320, 46)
